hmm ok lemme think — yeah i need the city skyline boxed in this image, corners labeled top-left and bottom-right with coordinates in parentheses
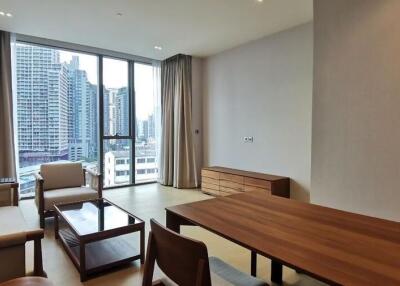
top-left (59, 49), bottom-right (155, 120)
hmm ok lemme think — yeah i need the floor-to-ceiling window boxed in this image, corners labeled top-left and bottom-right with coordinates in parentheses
top-left (134, 62), bottom-right (159, 183)
top-left (14, 41), bottom-right (160, 197)
top-left (102, 57), bottom-right (132, 188)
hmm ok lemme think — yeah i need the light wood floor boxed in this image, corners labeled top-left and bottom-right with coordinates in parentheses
top-left (20, 184), bottom-right (325, 286)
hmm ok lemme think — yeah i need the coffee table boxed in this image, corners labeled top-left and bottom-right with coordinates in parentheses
top-left (54, 198), bottom-right (145, 281)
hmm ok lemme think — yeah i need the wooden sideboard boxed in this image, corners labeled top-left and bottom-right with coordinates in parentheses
top-left (201, 166), bottom-right (290, 198)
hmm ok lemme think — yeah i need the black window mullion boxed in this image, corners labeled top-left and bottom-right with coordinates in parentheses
top-left (129, 60), bottom-right (136, 185)
top-left (98, 55), bottom-right (104, 185)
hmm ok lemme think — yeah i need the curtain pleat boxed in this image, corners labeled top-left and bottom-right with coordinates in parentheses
top-left (0, 30), bottom-right (16, 178)
top-left (159, 55), bottom-right (198, 188)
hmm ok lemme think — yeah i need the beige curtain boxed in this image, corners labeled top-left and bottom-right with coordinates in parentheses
top-left (159, 54), bottom-right (198, 188)
top-left (0, 31), bottom-right (16, 178)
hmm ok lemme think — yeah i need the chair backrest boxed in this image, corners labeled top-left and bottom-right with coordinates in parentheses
top-left (40, 162), bottom-right (84, 191)
top-left (142, 219), bottom-right (212, 286)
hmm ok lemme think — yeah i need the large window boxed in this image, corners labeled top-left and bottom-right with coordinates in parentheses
top-left (134, 63), bottom-right (159, 183)
top-left (102, 57), bottom-right (132, 188)
top-left (15, 43), bottom-right (99, 197)
top-left (14, 41), bottom-right (160, 197)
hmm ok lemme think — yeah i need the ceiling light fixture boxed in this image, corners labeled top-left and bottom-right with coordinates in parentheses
top-left (154, 46), bottom-right (162, 51)
top-left (257, 0), bottom-right (263, 2)
top-left (0, 11), bottom-right (13, 17)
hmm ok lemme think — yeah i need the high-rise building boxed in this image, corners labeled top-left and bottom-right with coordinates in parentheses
top-left (148, 114), bottom-right (155, 139)
top-left (67, 56), bottom-right (98, 161)
top-left (116, 87), bottom-right (129, 135)
top-left (16, 44), bottom-right (69, 167)
top-left (103, 87), bottom-right (129, 136)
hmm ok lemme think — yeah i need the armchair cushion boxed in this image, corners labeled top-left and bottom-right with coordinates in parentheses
top-left (0, 245), bottom-right (25, 282)
top-left (43, 187), bottom-right (98, 211)
top-left (0, 207), bottom-right (27, 247)
top-left (0, 207), bottom-right (27, 282)
top-left (40, 162), bottom-right (84, 191)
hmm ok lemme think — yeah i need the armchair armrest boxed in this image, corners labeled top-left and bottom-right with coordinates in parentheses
top-left (0, 231), bottom-right (26, 248)
top-left (34, 173), bottom-right (44, 214)
top-left (85, 168), bottom-right (99, 178)
top-left (26, 228), bottom-right (45, 277)
top-left (84, 168), bottom-right (103, 198)
top-left (34, 173), bottom-right (44, 182)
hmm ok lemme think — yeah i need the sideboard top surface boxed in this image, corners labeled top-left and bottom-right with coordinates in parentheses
top-left (203, 166), bottom-right (288, 181)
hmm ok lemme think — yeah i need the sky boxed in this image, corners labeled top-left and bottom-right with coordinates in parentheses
top-left (59, 51), bottom-right (155, 120)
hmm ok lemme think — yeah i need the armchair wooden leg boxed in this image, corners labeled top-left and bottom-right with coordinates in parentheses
top-left (40, 213), bottom-right (45, 229)
top-left (33, 238), bottom-right (45, 277)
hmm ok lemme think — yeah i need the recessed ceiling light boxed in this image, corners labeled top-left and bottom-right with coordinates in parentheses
top-left (0, 11), bottom-right (5, 16)
top-left (6, 12), bottom-right (12, 17)
top-left (154, 46), bottom-right (162, 51)
top-left (257, 0), bottom-right (263, 2)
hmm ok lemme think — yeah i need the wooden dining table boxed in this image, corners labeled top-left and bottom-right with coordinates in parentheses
top-left (165, 191), bottom-right (400, 286)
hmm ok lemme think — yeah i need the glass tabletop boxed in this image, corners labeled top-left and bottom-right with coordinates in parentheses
top-left (56, 199), bottom-right (142, 236)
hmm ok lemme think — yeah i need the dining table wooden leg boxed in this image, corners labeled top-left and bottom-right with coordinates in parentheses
top-left (251, 251), bottom-right (257, 276)
top-left (271, 260), bottom-right (283, 284)
top-left (166, 210), bottom-right (194, 234)
top-left (166, 210), bottom-right (181, 233)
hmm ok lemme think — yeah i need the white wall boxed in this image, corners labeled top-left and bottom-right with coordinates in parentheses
top-left (312, 0), bottom-right (400, 221)
top-left (192, 57), bottom-right (204, 181)
top-left (203, 23), bottom-right (313, 201)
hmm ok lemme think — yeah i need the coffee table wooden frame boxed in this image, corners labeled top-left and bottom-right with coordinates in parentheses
top-left (54, 198), bottom-right (145, 282)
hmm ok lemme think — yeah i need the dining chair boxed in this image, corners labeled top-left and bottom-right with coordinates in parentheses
top-left (142, 219), bottom-right (268, 286)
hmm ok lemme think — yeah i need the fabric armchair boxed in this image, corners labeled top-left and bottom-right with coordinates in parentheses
top-left (0, 207), bottom-right (45, 283)
top-left (35, 162), bottom-right (102, 228)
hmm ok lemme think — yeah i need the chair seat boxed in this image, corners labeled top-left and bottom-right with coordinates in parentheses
top-left (160, 257), bottom-right (268, 286)
top-left (43, 187), bottom-right (98, 210)
top-left (209, 257), bottom-right (268, 286)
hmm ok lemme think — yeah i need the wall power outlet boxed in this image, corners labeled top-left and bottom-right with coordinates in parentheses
top-left (244, 136), bottom-right (254, 143)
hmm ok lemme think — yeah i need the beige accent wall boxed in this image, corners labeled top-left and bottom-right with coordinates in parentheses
top-left (203, 23), bottom-right (313, 201)
top-left (312, 0), bottom-right (400, 221)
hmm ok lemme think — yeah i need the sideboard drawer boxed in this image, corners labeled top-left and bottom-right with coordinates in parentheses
top-left (244, 185), bottom-right (272, 194)
top-left (220, 173), bottom-right (244, 184)
top-left (202, 182), bottom-right (219, 191)
top-left (202, 169), bottom-right (220, 180)
top-left (220, 179), bottom-right (243, 191)
top-left (220, 186), bottom-right (242, 194)
top-left (202, 176), bottom-right (219, 186)
top-left (244, 177), bottom-right (271, 190)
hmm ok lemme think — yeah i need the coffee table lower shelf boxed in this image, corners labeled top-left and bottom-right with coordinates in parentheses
top-left (58, 228), bottom-right (142, 281)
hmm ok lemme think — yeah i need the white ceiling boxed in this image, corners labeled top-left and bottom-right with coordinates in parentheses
top-left (0, 0), bottom-right (313, 60)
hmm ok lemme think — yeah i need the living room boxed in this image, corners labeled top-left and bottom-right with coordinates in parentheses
top-left (0, 1), bottom-right (399, 286)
